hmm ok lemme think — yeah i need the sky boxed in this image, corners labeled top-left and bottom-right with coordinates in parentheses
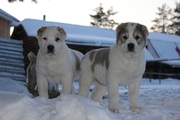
top-left (0, 0), bottom-right (180, 31)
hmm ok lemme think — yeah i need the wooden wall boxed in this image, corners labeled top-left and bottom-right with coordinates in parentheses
top-left (11, 25), bottom-right (39, 71)
top-left (0, 17), bottom-right (10, 38)
top-left (23, 36), bottom-right (39, 71)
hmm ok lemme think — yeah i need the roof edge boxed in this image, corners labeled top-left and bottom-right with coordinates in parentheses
top-left (0, 9), bottom-right (20, 26)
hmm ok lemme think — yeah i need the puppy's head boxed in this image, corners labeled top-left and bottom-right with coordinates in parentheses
top-left (116, 22), bottom-right (149, 56)
top-left (37, 26), bottom-right (67, 59)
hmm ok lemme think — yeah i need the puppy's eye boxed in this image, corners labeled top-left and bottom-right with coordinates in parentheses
top-left (135, 36), bottom-right (140, 40)
top-left (43, 37), bottom-right (47, 40)
top-left (55, 37), bottom-right (60, 42)
top-left (122, 36), bottom-right (128, 40)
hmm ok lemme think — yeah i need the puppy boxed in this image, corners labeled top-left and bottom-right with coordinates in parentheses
top-left (36, 26), bottom-right (84, 98)
top-left (26, 52), bottom-right (60, 98)
top-left (78, 22), bottom-right (149, 113)
top-left (26, 52), bottom-right (38, 96)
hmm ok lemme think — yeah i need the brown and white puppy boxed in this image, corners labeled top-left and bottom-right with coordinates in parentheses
top-left (78, 22), bottom-right (149, 113)
top-left (36, 26), bottom-right (84, 98)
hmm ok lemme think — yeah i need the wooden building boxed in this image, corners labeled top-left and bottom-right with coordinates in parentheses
top-left (145, 32), bottom-right (180, 81)
top-left (0, 9), bottom-right (19, 38)
top-left (0, 9), bottom-right (25, 81)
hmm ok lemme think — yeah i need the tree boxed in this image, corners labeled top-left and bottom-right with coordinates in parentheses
top-left (151, 3), bottom-right (172, 33)
top-left (170, 2), bottom-right (180, 35)
top-left (90, 3), bottom-right (118, 29)
top-left (8, 0), bottom-right (37, 3)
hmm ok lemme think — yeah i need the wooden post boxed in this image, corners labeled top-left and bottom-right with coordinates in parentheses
top-left (43, 15), bottom-right (46, 21)
top-left (159, 63), bottom-right (161, 84)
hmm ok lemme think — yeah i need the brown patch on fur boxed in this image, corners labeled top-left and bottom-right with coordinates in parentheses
top-left (37, 26), bottom-right (47, 36)
top-left (135, 24), bottom-right (149, 39)
top-left (134, 24), bottom-right (149, 46)
top-left (89, 48), bottom-right (110, 72)
top-left (72, 50), bottom-right (81, 71)
top-left (116, 23), bottom-right (128, 44)
top-left (57, 26), bottom-right (67, 40)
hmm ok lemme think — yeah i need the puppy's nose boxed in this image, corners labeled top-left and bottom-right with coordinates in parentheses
top-left (127, 43), bottom-right (134, 51)
top-left (47, 45), bottom-right (54, 51)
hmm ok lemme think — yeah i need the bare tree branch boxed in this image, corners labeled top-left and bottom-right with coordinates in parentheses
top-left (8, 0), bottom-right (37, 3)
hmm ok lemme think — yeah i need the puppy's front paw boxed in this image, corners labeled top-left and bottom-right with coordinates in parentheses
top-left (130, 106), bottom-right (143, 112)
top-left (109, 108), bottom-right (119, 114)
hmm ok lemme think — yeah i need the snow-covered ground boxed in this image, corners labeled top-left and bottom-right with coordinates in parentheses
top-left (0, 77), bottom-right (180, 120)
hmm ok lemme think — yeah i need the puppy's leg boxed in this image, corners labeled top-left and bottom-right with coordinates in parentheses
top-left (128, 78), bottom-right (142, 112)
top-left (107, 78), bottom-right (119, 113)
top-left (37, 75), bottom-right (48, 98)
top-left (91, 80), bottom-right (107, 105)
top-left (61, 73), bottom-right (73, 94)
top-left (78, 71), bottom-right (94, 97)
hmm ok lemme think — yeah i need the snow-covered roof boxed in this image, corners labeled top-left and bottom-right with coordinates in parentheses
top-left (161, 60), bottom-right (180, 67)
top-left (145, 48), bottom-right (154, 61)
top-left (148, 58), bottom-right (180, 67)
top-left (151, 40), bottom-right (180, 59)
top-left (148, 32), bottom-right (180, 43)
top-left (21, 19), bottom-right (115, 47)
top-left (147, 32), bottom-right (180, 59)
top-left (0, 9), bottom-right (20, 26)
top-left (20, 19), bottom-right (154, 61)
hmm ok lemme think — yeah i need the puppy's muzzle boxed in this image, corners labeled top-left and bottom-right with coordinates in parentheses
top-left (47, 45), bottom-right (54, 53)
top-left (127, 43), bottom-right (134, 52)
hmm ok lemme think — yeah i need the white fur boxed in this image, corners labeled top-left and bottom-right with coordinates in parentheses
top-left (36, 26), bottom-right (83, 98)
top-left (79, 23), bottom-right (148, 113)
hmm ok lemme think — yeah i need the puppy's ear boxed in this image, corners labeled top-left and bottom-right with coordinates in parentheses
top-left (137, 24), bottom-right (149, 37)
top-left (141, 25), bottom-right (149, 37)
top-left (115, 23), bottom-right (127, 44)
top-left (57, 27), bottom-right (67, 40)
top-left (116, 23), bottom-right (127, 37)
top-left (37, 26), bottom-right (47, 38)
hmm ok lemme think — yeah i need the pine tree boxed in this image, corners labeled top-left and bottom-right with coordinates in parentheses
top-left (151, 4), bottom-right (172, 33)
top-left (170, 2), bottom-right (180, 35)
top-left (90, 3), bottom-right (118, 29)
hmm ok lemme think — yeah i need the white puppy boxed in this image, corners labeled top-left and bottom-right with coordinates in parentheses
top-left (36, 26), bottom-right (84, 98)
top-left (78, 22), bottom-right (149, 113)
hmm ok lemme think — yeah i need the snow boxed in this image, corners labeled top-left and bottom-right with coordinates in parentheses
top-left (0, 77), bottom-right (180, 120)
top-left (0, 77), bottom-right (30, 95)
top-left (0, 92), bottom-right (121, 120)
top-left (161, 60), bottom-right (180, 67)
top-left (147, 32), bottom-right (180, 59)
top-left (144, 48), bottom-right (154, 61)
top-left (148, 32), bottom-right (180, 43)
top-left (150, 40), bottom-right (180, 59)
